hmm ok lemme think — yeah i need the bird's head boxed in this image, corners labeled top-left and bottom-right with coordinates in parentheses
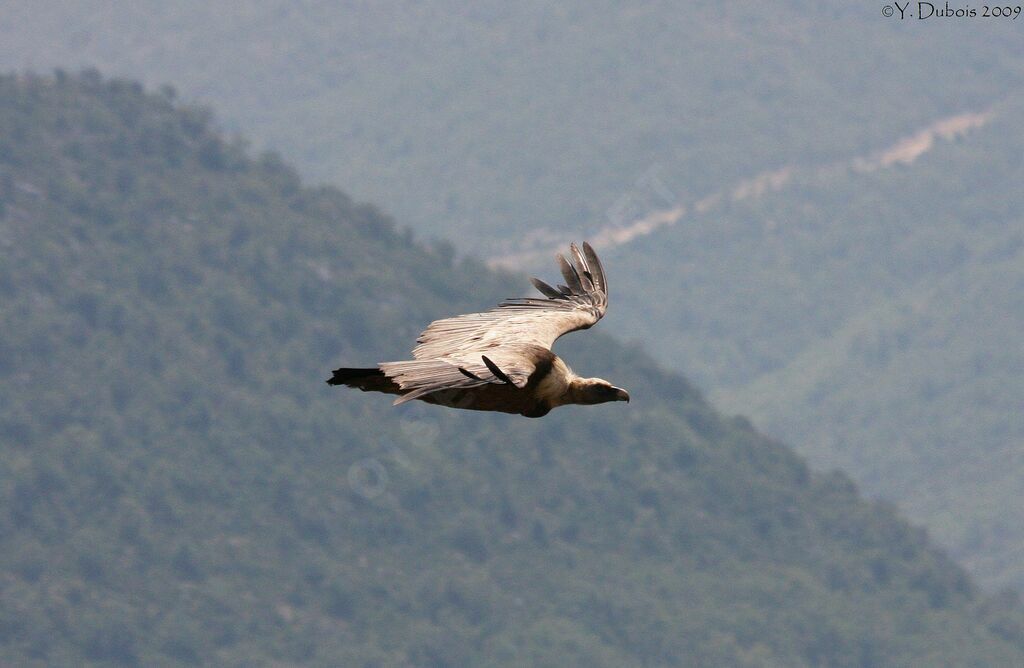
top-left (570, 378), bottom-right (631, 405)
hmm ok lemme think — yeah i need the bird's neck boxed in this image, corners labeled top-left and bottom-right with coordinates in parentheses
top-left (536, 364), bottom-right (581, 408)
top-left (564, 377), bottom-right (605, 406)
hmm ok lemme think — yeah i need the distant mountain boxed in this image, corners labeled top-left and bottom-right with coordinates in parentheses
top-left (1, 2), bottom-right (1020, 255)
top-left (3, 71), bottom-right (1024, 666)
top-left (597, 95), bottom-right (1024, 591)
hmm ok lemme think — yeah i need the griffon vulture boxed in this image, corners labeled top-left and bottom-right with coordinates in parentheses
top-left (327, 242), bottom-right (629, 417)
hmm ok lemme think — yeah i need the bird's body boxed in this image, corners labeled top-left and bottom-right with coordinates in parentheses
top-left (328, 243), bottom-right (629, 417)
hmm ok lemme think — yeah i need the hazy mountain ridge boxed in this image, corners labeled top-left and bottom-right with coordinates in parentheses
top-left (602, 99), bottom-right (1024, 589)
top-left (2, 2), bottom-right (1019, 252)
top-left (3, 71), bottom-right (1024, 665)
top-left (489, 106), bottom-right (997, 269)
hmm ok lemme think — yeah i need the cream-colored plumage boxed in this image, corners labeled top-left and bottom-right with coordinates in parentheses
top-left (328, 242), bottom-right (630, 417)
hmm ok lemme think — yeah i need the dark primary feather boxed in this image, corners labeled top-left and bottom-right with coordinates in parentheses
top-left (530, 277), bottom-right (564, 299)
top-left (458, 366), bottom-right (484, 380)
top-left (569, 243), bottom-right (595, 292)
top-left (482, 355), bottom-right (514, 384)
top-left (558, 253), bottom-right (584, 294)
top-left (581, 241), bottom-right (606, 296)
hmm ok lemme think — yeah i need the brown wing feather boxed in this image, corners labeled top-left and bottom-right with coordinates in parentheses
top-left (382, 344), bottom-right (552, 404)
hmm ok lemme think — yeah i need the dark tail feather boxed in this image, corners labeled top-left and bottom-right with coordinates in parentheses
top-left (327, 367), bottom-right (378, 385)
top-left (327, 367), bottom-right (403, 395)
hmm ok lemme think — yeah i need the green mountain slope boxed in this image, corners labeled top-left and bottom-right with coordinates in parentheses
top-left (4, 3), bottom-right (1024, 596)
top-left (4, 71), bottom-right (1024, 666)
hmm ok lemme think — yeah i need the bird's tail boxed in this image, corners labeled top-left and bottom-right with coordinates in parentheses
top-left (326, 367), bottom-right (403, 395)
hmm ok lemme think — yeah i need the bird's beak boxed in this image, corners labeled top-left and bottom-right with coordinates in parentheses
top-left (614, 388), bottom-right (630, 403)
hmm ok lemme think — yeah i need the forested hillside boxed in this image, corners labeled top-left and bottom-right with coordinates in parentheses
top-left (3, 71), bottom-right (1024, 666)
top-left (4, 2), bottom-right (1024, 595)
top-left (601, 95), bottom-right (1024, 590)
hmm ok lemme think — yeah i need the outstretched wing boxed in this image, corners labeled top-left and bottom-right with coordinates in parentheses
top-left (412, 242), bottom-right (608, 362)
top-left (381, 343), bottom-right (554, 404)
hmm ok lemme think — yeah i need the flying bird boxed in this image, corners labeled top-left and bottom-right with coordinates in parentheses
top-left (327, 242), bottom-right (630, 417)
